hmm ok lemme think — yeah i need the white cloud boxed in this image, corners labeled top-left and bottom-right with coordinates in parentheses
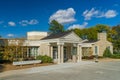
top-left (29, 19), bottom-right (39, 25)
top-left (0, 21), bottom-right (4, 24)
top-left (83, 8), bottom-right (99, 20)
top-left (19, 20), bottom-right (29, 26)
top-left (19, 19), bottom-right (39, 26)
top-left (49, 8), bottom-right (76, 24)
top-left (104, 10), bottom-right (117, 18)
top-left (8, 21), bottom-right (16, 26)
top-left (83, 8), bottom-right (117, 20)
top-left (68, 22), bottom-right (88, 30)
top-left (7, 34), bottom-right (14, 37)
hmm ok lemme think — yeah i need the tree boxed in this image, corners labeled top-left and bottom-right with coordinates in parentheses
top-left (95, 24), bottom-right (110, 32)
top-left (111, 25), bottom-right (120, 52)
top-left (103, 48), bottom-right (112, 57)
top-left (2, 39), bottom-right (27, 62)
top-left (49, 20), bottom-right (64, 34)
top-left (72, 27), bottom-right (98, 41)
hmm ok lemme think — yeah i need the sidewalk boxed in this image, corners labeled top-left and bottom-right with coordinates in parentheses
top-left (0, 61), bottom-right (95, 78)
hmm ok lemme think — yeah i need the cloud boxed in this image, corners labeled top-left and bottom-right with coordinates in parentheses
top-left (7, 34), bottom-right (14, 37)
top-left (29, 19), bottom-right (39, 25)
top-left (83, 8), bottom-right (117, 20)
top-left (68, 22), bottom-right (88, 30)
top-left (49, 8), bottom-right (76, 24)
top-left (8, 21), bottom-right (16, 26)
top-left (19, 19), bottom-right (39, 26)
top-left (104, 10), bottom-right (117, 18)
top-left (0, 21), bottom-right (4, 24)
top-left (83, 8), bottom-right (99, 20)
top-left (114, 4), bottom-right (119, 7)
top-left (19, 20), bottom-right (28, 26)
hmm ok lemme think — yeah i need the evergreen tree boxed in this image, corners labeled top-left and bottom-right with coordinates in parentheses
top-left (49, 20), bottom-right (64, 34)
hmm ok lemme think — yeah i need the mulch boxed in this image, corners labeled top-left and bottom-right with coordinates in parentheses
top-left (0, 63), bottom-right (54, 72)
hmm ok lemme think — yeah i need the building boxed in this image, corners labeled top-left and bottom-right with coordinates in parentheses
top-left (24, 31), bottom-right (113, 63)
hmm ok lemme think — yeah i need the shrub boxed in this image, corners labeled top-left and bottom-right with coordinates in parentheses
top-left (110, 54), bottom-right (120, 59)
top-left (0, 52), bottom-right (3, 60)
top-left (36, 55), bottom-right (53, 63)
top-left (103, 48), bottom-right (112, 58)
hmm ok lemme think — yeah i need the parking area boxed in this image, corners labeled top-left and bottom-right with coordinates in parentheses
top-left (0, 61), bottom-right (120, 80)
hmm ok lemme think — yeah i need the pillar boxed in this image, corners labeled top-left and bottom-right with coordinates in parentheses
top-left (57, 44), bottom-right (61, 64)
top-left (57, 43), bottom-right (64, 64)
top-left (77, 44), bottom-right (82, 62)
top-left (92, 43), bottom-right (95, 55)
top-left (77, 44), bottom-right (80, 62)
top-left (47, 44), bottom-right (51, 56)
top-left (61, 45), bottom-right (64, 63)
top-left (79, 45), bottom-right (82, 61)
top-left (27, 47), bottom-right (29, 57)
top-left (50, 46), bottom-right (53, 58)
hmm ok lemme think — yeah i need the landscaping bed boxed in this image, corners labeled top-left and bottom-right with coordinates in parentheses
top-left (83, 58), bottom-right (120, 62)
top-left (0, 63), bottom-right (54, 72)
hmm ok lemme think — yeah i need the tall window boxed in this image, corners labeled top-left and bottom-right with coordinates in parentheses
top-left (107, 46), bottom-right (110, 50)
top-left (95, 46), bottom-right (98, 55)
top-left (53, 46), bottom-right (57, 59)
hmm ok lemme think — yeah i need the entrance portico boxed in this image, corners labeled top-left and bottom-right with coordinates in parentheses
top-left (44, 42), bottom-right (82, 64)
top-left (40, 31), bottom-right (84, 63)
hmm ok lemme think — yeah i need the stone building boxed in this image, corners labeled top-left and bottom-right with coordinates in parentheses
top-left (24, 31), bottom-right (113, 63)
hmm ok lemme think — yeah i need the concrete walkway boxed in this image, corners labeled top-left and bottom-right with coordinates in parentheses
top-left (0, 61), bottom-right (95, 78)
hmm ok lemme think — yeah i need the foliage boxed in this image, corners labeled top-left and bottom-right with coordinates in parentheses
top-left (82, 55), bottom-right (103, 59)
top-left (36, 55), bottom-right (53, 63)
top-left (72, 25), bottom-right (110, 41)
top-left (49, 20), bottom-right (64, 34)
top-left (103, 48), bottom-right (112, 57)
top-left (70, 24), bottom-right (120, 54)
top-left (95, 24), bottom-right (110, 32)
top-left (0, 52), bottom-right (3, 60)
top-left (111, 25), bottom-right (120, 52)
top-left (1, 39), bottom-right (27, 62)
top-left (110, 54), bottom-right (120, 59)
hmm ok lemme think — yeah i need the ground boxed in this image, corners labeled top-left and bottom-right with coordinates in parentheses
top-left (0, 59), bottom-right (120, 80)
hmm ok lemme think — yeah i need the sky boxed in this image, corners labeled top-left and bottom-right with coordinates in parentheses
top-left (0, 0), bottom-right (120, 38)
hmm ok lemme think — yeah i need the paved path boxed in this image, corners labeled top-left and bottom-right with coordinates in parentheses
top-left (0, 61), bottom-right (94, 77)
top-left (0, 61), bottom-right (120, 80)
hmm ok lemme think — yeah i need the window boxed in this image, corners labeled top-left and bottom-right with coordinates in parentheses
top-left (95, 46), bottom-right (98, 55)
top-left (53, 46), bottom-right (58, 59)
top-left (107, 46), bottom-right (110, 50)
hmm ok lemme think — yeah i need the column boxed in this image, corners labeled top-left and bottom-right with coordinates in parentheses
top-left (50, 46), bottom-right (53, 58)
top-left (57, 43), bottom-right (64, 64)
top-left (77, 44), bottom-right (80, 62)
top-left (61, 45), bottom-right (64, 63)
top-left (27, 47), bottom-right (29, 57)
top-left (47, 44), bottom-right (51, 56)
top-left (57, 44), bottom-right (61, 64)
top-left (79, 45), bottom-right (82, 61)
top-left (92, 43), bottom-right (95, 55)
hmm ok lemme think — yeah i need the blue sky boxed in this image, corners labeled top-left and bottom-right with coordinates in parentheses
top-left (0, 0), bottom-right (120, 38)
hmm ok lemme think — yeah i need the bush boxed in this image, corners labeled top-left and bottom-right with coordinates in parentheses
top-left (103, 48), bottom-right (112, 58)
top-left (110, 54), bottom-right (120, 59)
top-left (0, 60), bottom-right (11, 64)
top-left (36, 55), bottom-right (53, 63)
top-left (0, 52), bottom-right (3, 60)
top-left (82, 55), bottom-right (103, 59)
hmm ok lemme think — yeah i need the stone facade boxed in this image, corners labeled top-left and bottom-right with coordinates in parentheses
top-left (27, 31), bottom-right (48, 40)
top-left (93, 32), bottom-right (113, 56)
top-left (17, 31), bottom-right (113, 63)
